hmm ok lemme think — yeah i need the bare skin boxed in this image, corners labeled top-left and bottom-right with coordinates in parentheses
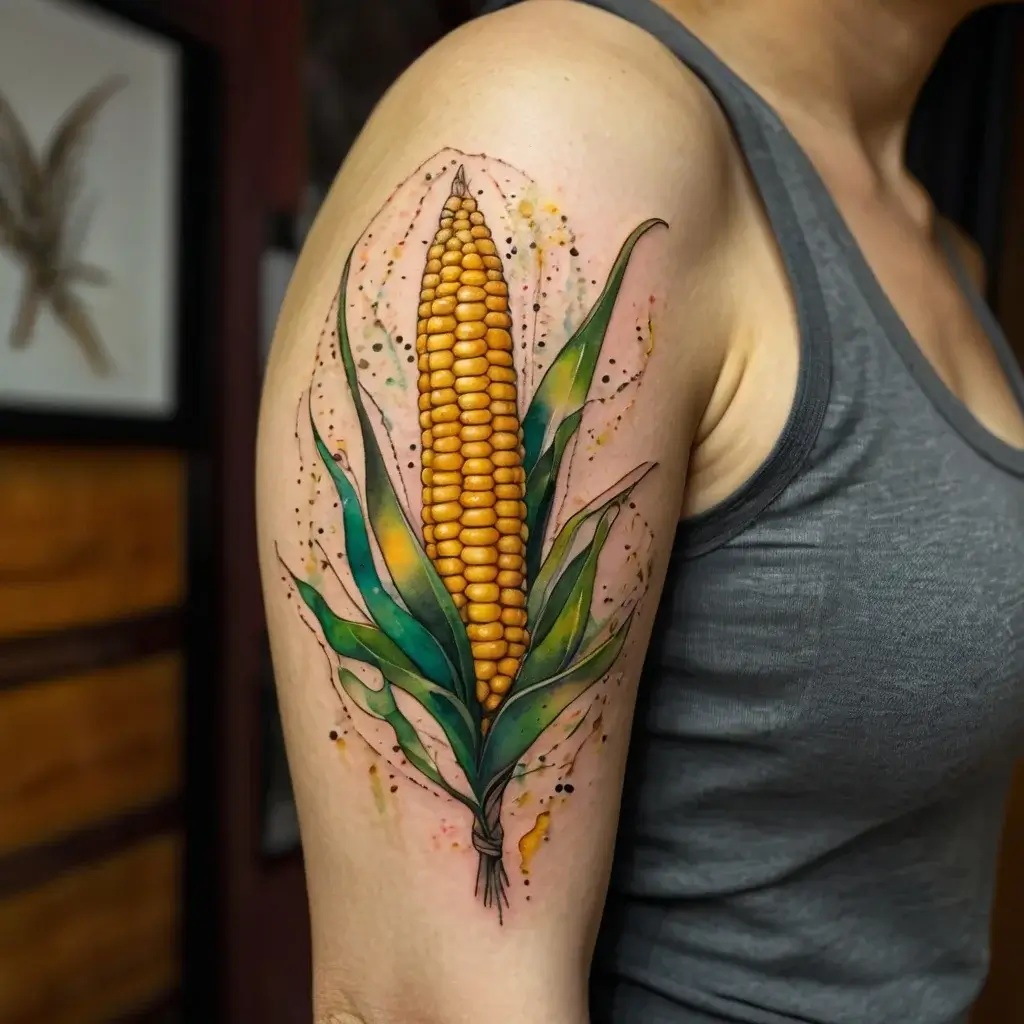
top-left (674, 0), bottom-right (1024, 517)
top-left (256, 2), bottom-right (1021, 1023)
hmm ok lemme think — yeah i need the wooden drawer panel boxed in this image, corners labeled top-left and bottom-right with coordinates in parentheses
top-left (0, 654), bottom-right (181, 855)
top-left (0, 448), bottom-right (184, 639)
top-left (0, 834), bottom-right (179, 1024)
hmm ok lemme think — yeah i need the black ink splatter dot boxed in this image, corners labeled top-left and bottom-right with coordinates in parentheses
top-left (506, 237), bottom-right (512, 244)
top-left (555, 784), bottom-right (563, 793)
top-left (532, 303), bottom-right (541, 312)
top-left (329, 730), bottom-right (338, 741)
top-left (569, 247), bottom-right (579, 257)
top-left (358, 358), bottom-right (369, 369)
top-left (390, 785), bottom-right (398, 793)
top-left (425, 173), bottom-right (432, 180)
top-left (529, 241), bottom-right (537, 249)
top-left (392, 745), bottom-right (400, 753)
top-left (538, 754), bottom-right (546, 763)
top-left (523, 878), bottom-right (530, 886)
top-left (511, 246), bottom-right (518, 255)
top-left (601, 375), bottom-right (610, 384)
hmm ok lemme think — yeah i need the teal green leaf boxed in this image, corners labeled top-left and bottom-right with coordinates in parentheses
top-left (337, 667), bottom-right (479, 813)
top-left (334, 253), bottom-right (476, 705)
top-left (310, 416), bottom-right (457, 692)
top-left (527, 463), bottom-right (654, 628)
top-left (480, 612), bottom-right (636, 785)
top-left (521, 218), bottom-right (665, 483)
top-left (293, 574), bottom-right (481, 790)
top-left (517, 509), bottom-right (615, 688)
top-left (524, 408), bottom-right (583, 585)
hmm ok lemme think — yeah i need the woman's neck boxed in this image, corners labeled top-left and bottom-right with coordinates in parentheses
top-left (659, 0), bottom-right (985, 177)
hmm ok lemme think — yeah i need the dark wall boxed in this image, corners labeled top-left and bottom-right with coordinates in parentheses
top-left (907, 4), bottom-right (1022, 298)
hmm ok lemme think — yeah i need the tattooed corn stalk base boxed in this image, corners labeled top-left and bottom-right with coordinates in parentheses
top-left (288, 162), bottom-right (663, 919)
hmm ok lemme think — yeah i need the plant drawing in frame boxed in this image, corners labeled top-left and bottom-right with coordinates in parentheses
top-left (0, 76), bottom-right (125, 374)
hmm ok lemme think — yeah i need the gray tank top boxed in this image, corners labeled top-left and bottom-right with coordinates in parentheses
top-left (482, 2), bottom-right (1024, 1020)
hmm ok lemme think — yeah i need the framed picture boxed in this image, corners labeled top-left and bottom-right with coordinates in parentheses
top-left (0, 0), bottom-right (217, 445)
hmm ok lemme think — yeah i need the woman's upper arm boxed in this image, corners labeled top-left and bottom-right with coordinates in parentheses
top-left (257, 7), bottom-right (735, 1023)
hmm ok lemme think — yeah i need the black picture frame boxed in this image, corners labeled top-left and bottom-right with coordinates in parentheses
top-left (0, 0), bottom-right (219, 448)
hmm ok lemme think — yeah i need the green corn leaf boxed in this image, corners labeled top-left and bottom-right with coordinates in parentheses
top-left (480, 611), bottom-right (636, 785)
top-left (517, 509), bottom-right (615, 688)
top-left (293, 574), bottom-right (481, 790)
top-left (337, 667), bottom-right (480, 813)
top-left (524, 408), bottom-right (583, 585)
top-left (310, 416), bottom-right (458, 692)
top-left (527, 463), bottom-right (654, 628)
top-left (521, 218), bottom-right (665, 482)
top-left (334, 252), bottom-right (476, 706)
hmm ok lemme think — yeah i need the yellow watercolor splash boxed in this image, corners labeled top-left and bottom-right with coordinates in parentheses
top-left (514, 790), bottom-right (532, 808)
top-left (518, 810), bottom-right (551, 875)
top-left (368, 764), bottom-right (386, 815)
top-left (518, 199), bottom-right (535, 218)
top-left (646, 314), bottom-right (656, 357)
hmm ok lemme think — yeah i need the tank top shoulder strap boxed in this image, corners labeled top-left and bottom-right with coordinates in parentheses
top-left (480, 0), bottom-right (835, 555)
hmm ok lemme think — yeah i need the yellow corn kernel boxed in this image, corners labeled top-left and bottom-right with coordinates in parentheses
top-left (462, 545), bottom-right (499, 566)
top-left (472, 639), bottom-right (508, 660)
top-left (465, 583), bottom-right (501, 603)
top-left (464, 565), bottom-right (498, 583)
top-left (460, 527), bottom-right (500, 546)
top-left (467, 622), bottom-right (503, 642)
top-left (433, 521), bottom-right (461, 541)
top-left (489, 675), bottom-right (513, 695)
top-left (461, 508), bottom-right (497, 528)
top-left (467, 603), bottom-right (501, 624)
top-left (431, 471), bottom-right (462, 487)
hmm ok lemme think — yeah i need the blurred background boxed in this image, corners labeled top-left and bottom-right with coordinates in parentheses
top-left (0, 1), bottom-right (1022, 1022)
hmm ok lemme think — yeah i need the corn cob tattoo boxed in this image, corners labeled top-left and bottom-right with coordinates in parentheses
top-left (417, 166), bottom-right (530, 721)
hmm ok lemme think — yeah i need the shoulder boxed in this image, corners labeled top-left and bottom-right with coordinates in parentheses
top-left (269, 0), bottom-right (743, 407)
top-left (326, 0), bottom-right (743, 264)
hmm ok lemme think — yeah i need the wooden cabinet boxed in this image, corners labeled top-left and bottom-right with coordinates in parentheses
top-left (0, 449), bottom-right (184, 1023)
